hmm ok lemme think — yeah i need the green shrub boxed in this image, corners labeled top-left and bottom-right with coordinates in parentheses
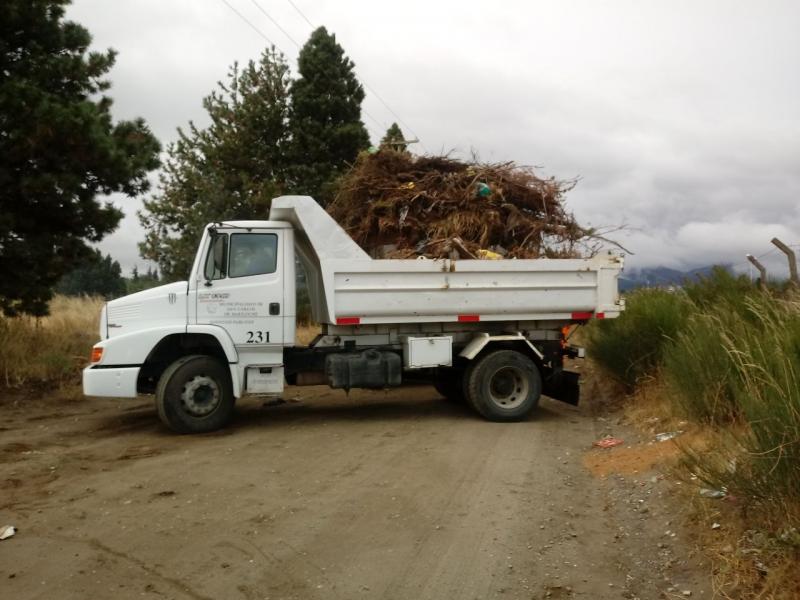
top-left (684, 295), bottom-right (800, 502)
top-left (663, 310), bottom-right (740, 423)
top-left (683, 266), bottom-right (755, 314)
top-left (586, 288), bottom-right (691, 390)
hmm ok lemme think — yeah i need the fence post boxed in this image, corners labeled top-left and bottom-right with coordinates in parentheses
top-left (771, 237), bottom-right (799, 287)
top-left (746, 254), bottom-right (768, 290)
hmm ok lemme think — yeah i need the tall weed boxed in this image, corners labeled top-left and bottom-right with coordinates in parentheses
top-left (663, 309), bottom-right (740, 423)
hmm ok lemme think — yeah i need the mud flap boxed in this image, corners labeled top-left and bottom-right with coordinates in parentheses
top-left (542, 370), bottom-right (580, 406)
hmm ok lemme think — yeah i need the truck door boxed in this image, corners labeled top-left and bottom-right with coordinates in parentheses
top-left (196, 229), bottom-right (284, 347)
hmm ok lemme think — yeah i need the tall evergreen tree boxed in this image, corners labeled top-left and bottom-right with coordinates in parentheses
top-left (0, 0), bottom-right (160, 316)
top-left (139, 48), bottom-right (291, 280)
top-left (289, 27), bottom-right (370, 205)
top-left (380, 122), bottom-right (407, 152)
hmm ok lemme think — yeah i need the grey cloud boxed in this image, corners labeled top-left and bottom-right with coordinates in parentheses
top-left (66, 0), bottom-right (800, 275)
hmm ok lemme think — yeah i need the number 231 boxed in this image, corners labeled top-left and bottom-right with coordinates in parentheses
top-left (246, 331), bottom-right (269, 343)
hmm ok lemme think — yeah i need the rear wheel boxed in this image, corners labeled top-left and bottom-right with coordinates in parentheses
top-left (466, 349), bottom-right (541, 422)
top-left (155, 355), bottom-right (235, 433)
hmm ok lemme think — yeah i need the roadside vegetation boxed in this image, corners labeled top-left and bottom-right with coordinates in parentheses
top-left (587, 268), bottom-right (800, 597)
top-left (0, 295), bottom-right (103, 391)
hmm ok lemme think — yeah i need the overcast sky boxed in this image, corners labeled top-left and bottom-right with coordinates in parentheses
top-left (66, 0), bottom-right (800, 277)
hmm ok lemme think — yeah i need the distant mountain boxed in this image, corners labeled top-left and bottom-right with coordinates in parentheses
top-left (619, 265), bottom-right (731, 291)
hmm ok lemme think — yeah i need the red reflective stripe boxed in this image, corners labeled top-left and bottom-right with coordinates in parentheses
top-left (571, 311), bottom-right (594, 320)
top-left (458, 314), bottom-right (480, 322)
top-left (596, 312), bottom-right (605, 319)
top-left (336, 317), bottom-right (360, 325)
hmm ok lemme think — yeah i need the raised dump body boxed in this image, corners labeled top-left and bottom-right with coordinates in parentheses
top-left (270, 196), bottom-right (624, 325)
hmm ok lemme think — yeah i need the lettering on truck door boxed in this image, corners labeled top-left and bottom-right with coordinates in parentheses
top-left (196, 230), bottom-right (284, 347)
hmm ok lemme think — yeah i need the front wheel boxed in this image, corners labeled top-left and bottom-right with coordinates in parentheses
top-left (465, 350), bottom-right (541, 422)
top-left (155, 355), bottom-right (235, 433)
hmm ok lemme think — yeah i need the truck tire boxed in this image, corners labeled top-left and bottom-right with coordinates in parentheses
top-left (434, 369), bottom-right (465, 403)
top-left (155, 355), bottom-right (235, 434)
top-left (465, 349), bottom-right (541, 422)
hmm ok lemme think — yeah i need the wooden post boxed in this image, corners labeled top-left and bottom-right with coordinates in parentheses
top-left (771, 237), bottom-right (799, 286)
top-left (746, 254), bottom-right (767, 290)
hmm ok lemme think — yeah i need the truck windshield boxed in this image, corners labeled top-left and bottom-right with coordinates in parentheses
top-left (228, 233), bottom-right (278, 278)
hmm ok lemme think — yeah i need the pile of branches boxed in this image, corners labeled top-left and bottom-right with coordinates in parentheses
top-left (328, 150), bottom-right (595, 260)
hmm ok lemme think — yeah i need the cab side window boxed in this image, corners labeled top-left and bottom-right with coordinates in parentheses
top-left (229, 233), bottom-right (278, 278)
top-left (204, 233), bottom-right (228, 281)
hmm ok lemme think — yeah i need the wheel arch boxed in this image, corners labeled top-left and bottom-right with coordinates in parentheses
top-left (137, 330), bottom-right (238, 396)
top-left (459, 333), bottom-right (544, 365)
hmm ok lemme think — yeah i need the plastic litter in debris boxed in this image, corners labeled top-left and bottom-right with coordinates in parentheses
top-left (711, 522), bottom-right (721, 530)
top-left (0, 525), bottom-right (16, 540)
top-left (699, 488), bottom-right (727, 499)
top-left (477, 249), bottom-right (503, 260)
top-left (475, 182), bottom-right (492, 197)
top-left (593, 437), bottom-right (624, 449)
top-left (655, 431), bottom-right (683, 442)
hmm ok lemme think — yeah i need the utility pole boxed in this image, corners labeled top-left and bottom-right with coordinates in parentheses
top-left (771, 237), bottom-right (799, 287)
top-left (746, 254), bottom-right (768, 290)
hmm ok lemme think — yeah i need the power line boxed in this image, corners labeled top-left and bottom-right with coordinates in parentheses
top-left (218, 0), bottom-right (386, 137)
top-left (249, 0), bottom-right (302, 49)
top-left (286, 0), bottom-right (314, 28)
top-left (282, 0), bottom-right (428, 152)
top-left (219, 0), bottom-right (277, 46)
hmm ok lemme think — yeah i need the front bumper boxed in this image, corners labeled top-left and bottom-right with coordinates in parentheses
top-left (83, 365), bottom-right (140, 398)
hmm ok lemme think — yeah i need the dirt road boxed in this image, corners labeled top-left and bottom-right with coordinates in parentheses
top-left (1, 385), bottom-right (709, 599)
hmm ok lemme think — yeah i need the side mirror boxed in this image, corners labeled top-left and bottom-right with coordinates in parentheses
top-left (204, 231), bottom-right (228, 284)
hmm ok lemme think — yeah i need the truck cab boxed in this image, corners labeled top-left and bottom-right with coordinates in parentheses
top-left (84, 196), bottom-right (624, 433)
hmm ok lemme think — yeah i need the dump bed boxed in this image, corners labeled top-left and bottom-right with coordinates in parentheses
top-left (270, 196), bottom-right (624, 326)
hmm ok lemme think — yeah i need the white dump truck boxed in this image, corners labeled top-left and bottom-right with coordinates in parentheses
top-left (83, 196), bottom-right (624, 433)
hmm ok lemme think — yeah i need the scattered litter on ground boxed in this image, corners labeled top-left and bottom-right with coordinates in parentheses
top-left (711, 522), bottom-right (721, 530)
top-left (328, 149), bottom-right (613, 260)
top-left (654, 431), bottom-right (683, 442)
top-left (0, 525), bottom-right (16, 540)
top-left (593, 437), bottom-right (624, 449)
top-left (699, 488), bottom-right (727, 499)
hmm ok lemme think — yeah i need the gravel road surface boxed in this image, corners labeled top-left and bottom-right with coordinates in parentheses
top-left (0, 385), bottom-right (709, 599)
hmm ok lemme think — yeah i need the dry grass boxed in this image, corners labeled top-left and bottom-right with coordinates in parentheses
top-left (295, 323), bottom-right (321, 346)
top-left (612, 375), bottom-right (800, 599)
top-left (0, 295), bottom-right (103, 389)
top-left (684, 478), bottom-right (800, 600)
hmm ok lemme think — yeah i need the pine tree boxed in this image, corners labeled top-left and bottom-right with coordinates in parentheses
top-left (56, 250), bottom-right (126, 299)
top-left (125, 264), bottom-right (160, 294)
top-left (288, 27), bottom-right (370, 205)
top-left (139, 48), bottom-right (291, 280)
top-left (0, 0), bottom-right (160, 315)
top-left (380, 123), bottom-right (407, 152)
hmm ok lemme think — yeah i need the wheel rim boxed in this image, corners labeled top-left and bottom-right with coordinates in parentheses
top-left (181, 375), bottom-right (221, 417)
top-left (487, 366), bottom-right (529, 409)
